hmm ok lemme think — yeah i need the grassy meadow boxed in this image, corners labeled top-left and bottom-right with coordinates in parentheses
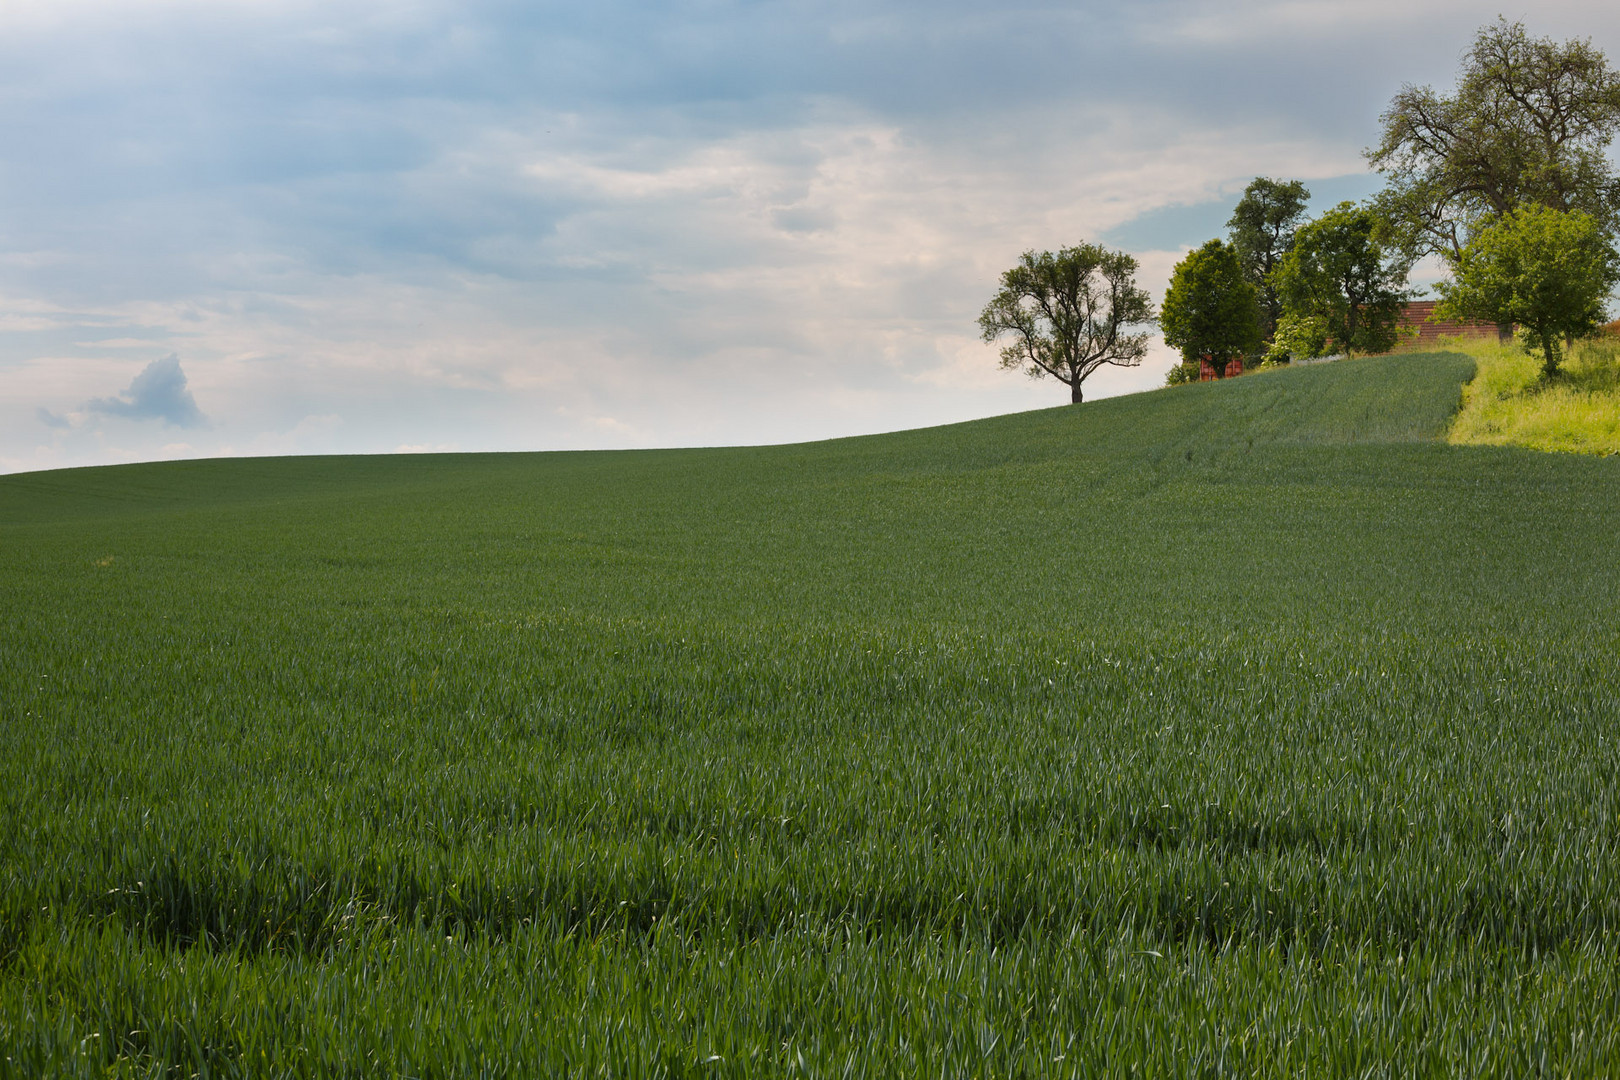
top-left (3, 351), bottom-right (1620, 1076)
top-left (1445, 332), bottom-right (1620, 455)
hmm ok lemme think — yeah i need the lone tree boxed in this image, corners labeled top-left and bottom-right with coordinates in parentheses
top-left (1160, 239), bottom-right (1260, 376)
top-left (1367, 18), bottom-right (1620, 262)
top-left (1227, 178), bottom-right (1311, 343)
top-left (979, 244), bottom-right (1156, 404)
top-left (1435, 204), bottom-right (1620, 377)
top-left (1273, 202), bottom-right (1412, 357)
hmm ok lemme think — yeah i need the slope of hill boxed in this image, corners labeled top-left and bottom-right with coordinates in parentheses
top-left (4, 351), bottom-right (1620, 1076)
top-left (1, 350), bottom-right (1472, 522)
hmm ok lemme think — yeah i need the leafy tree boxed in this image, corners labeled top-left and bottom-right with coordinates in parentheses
top-left (1227, 178), bottom-right (1311, 342)
top-left (1265, 313), bottom-right (1331, 363)
top-left (1434, 204), bottom-right (1620, 377)
top-left (1367, 18), bottom-right (1620, 262)
top-left (1160, 239), bottom-right (1260, 376)
top-left (1273, 202), bottom-right (1412, 357)
top-left (978, 244), bottom-right (1156, 404)
top-left (1163, 359), bottom-right (1200, 386)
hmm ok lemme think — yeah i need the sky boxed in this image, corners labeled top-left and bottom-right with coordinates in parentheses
top-left (2, 0), bottom-right (1616, 474)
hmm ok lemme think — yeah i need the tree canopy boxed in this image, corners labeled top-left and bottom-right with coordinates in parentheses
top-left (1273, 203), bottom-right (1412, 358)
top-left (1367, 18), bottom-right (1620, 262)
top-left (978, 245), bottom-right (1156, 404)
top-left (1435, 204), bottom-right (1620, 377)
top-left (1227, 178), bottom-right (1311, 343)
top-left (1265, 313), bottom-right (1332, 363)
top-left (1160, 239), bottom-right (1260, 375)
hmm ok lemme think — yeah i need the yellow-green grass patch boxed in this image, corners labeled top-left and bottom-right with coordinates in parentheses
top-left (1445, 333), bottom-right (1620, 455)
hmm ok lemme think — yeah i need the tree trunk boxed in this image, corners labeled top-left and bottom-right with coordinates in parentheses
top-left (1542, 339), bottom-right (1561, 379)
top-left (1071, 380), bottom-right (1084, 404)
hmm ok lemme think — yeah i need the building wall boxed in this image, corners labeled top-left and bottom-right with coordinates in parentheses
top-left (1399, 301), bottom-right (1509, 348)
top-left (1198, 356), bottom-right (1245, 380)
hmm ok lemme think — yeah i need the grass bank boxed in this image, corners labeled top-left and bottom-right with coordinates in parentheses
top-left (1443, 333), bottom-right (1620, 455)
top-left (4, 352), bottom-right (1620, 1076)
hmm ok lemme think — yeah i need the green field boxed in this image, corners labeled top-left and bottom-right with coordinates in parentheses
top-left (4, 351), bottom-right (1620, 1077)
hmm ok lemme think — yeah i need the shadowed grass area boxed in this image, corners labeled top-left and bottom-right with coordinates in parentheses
top-left (1446, 333), bottom-right (1620, 454)
top-left (4, 351), bottom-right (1620, 1076)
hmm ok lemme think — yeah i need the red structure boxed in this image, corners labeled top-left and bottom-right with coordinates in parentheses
top-left (1398, 301), bottom-right (1510, 348)
top-left (1198, 355), bottom-right (1245, 380)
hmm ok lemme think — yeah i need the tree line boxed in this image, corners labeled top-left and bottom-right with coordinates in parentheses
top-left (981, 18), bottom-right (1620, 401)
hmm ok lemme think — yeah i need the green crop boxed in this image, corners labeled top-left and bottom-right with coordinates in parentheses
top-left (3, 352), bottom-right (1619, 1077)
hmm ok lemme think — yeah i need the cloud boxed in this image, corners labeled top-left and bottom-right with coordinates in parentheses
top-left (86, 354), bottom-right (207, 428)
top-left (35, 406), bottom-right (71, 429)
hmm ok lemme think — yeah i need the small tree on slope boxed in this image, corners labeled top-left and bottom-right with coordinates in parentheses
top-left (1273, 202), bottom-right (1412, 357)
top-left (1161, 239), bottom-right (1261, 376)
top-left (979, 245), bottom-right (1157, 404)
top-left (1435, 204), bottom-right (1620, 378)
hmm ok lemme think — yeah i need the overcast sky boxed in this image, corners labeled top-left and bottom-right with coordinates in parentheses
top-left (2, 0), bottom-right (1615, 473)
